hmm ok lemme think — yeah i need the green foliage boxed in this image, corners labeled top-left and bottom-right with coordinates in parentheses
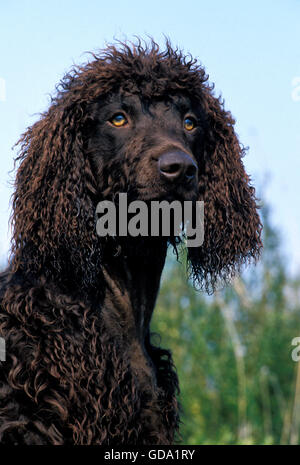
top-left (151, 205), bottom-right (300, 444)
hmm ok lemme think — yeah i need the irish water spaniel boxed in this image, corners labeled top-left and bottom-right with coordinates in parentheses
top-left (0, 40), bottom-right (262, 445)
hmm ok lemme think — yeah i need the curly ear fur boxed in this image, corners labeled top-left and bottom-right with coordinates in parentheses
top-left (188, 89), bottom-right (262, 292)
top-left (10, 97), bottom-right (102, 290)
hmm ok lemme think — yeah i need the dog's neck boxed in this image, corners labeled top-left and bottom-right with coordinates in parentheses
top-left (101, 239), bottom-right (167, 340)
top-left (100, 239), bottom-right (168, 385)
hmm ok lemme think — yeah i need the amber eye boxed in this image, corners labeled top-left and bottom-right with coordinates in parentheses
top-left (184, 117), bottom-right (196, 131)
top-left (110, 113), bottom-right (128, 127)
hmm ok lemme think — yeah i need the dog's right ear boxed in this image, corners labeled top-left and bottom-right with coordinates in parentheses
top-left (10, 97), bottom-right (100, 287)
top-left (187, 90), bottom-right (262, 292)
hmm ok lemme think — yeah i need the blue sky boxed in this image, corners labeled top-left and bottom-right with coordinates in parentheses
top-left (1, 0), bottom-right (300, 272)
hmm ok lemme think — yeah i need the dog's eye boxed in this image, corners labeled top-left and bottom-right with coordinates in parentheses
top-left (110, 113), bottom-right (128, 127)
top-left (184, 117), bottom-right (197, 131)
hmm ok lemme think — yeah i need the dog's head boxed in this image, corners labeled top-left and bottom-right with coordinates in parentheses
top-left (11, 40), bottom-right (262, 291)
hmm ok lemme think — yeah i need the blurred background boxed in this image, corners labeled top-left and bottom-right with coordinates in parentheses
top-left (1, 0), bottom-right (300, 444)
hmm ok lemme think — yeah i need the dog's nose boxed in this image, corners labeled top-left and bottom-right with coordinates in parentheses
top-left (158, 151), bottom-right (198, 182)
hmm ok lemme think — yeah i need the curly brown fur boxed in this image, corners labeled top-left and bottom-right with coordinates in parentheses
top-left (0, 39), bottom-right (262, 444)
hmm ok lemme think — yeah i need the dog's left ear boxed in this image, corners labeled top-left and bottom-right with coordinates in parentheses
top-left (188, 90), bottom-right (263, 290)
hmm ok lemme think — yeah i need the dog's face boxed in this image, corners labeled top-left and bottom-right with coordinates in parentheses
top-left (86, 91), bottom-right (204, 202)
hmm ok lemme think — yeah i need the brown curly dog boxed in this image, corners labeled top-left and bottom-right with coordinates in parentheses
top-left (0, 39), bottom-right (262, 444)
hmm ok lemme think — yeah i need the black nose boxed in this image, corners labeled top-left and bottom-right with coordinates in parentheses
top-left (158, 151), bottom-right (198, 182)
